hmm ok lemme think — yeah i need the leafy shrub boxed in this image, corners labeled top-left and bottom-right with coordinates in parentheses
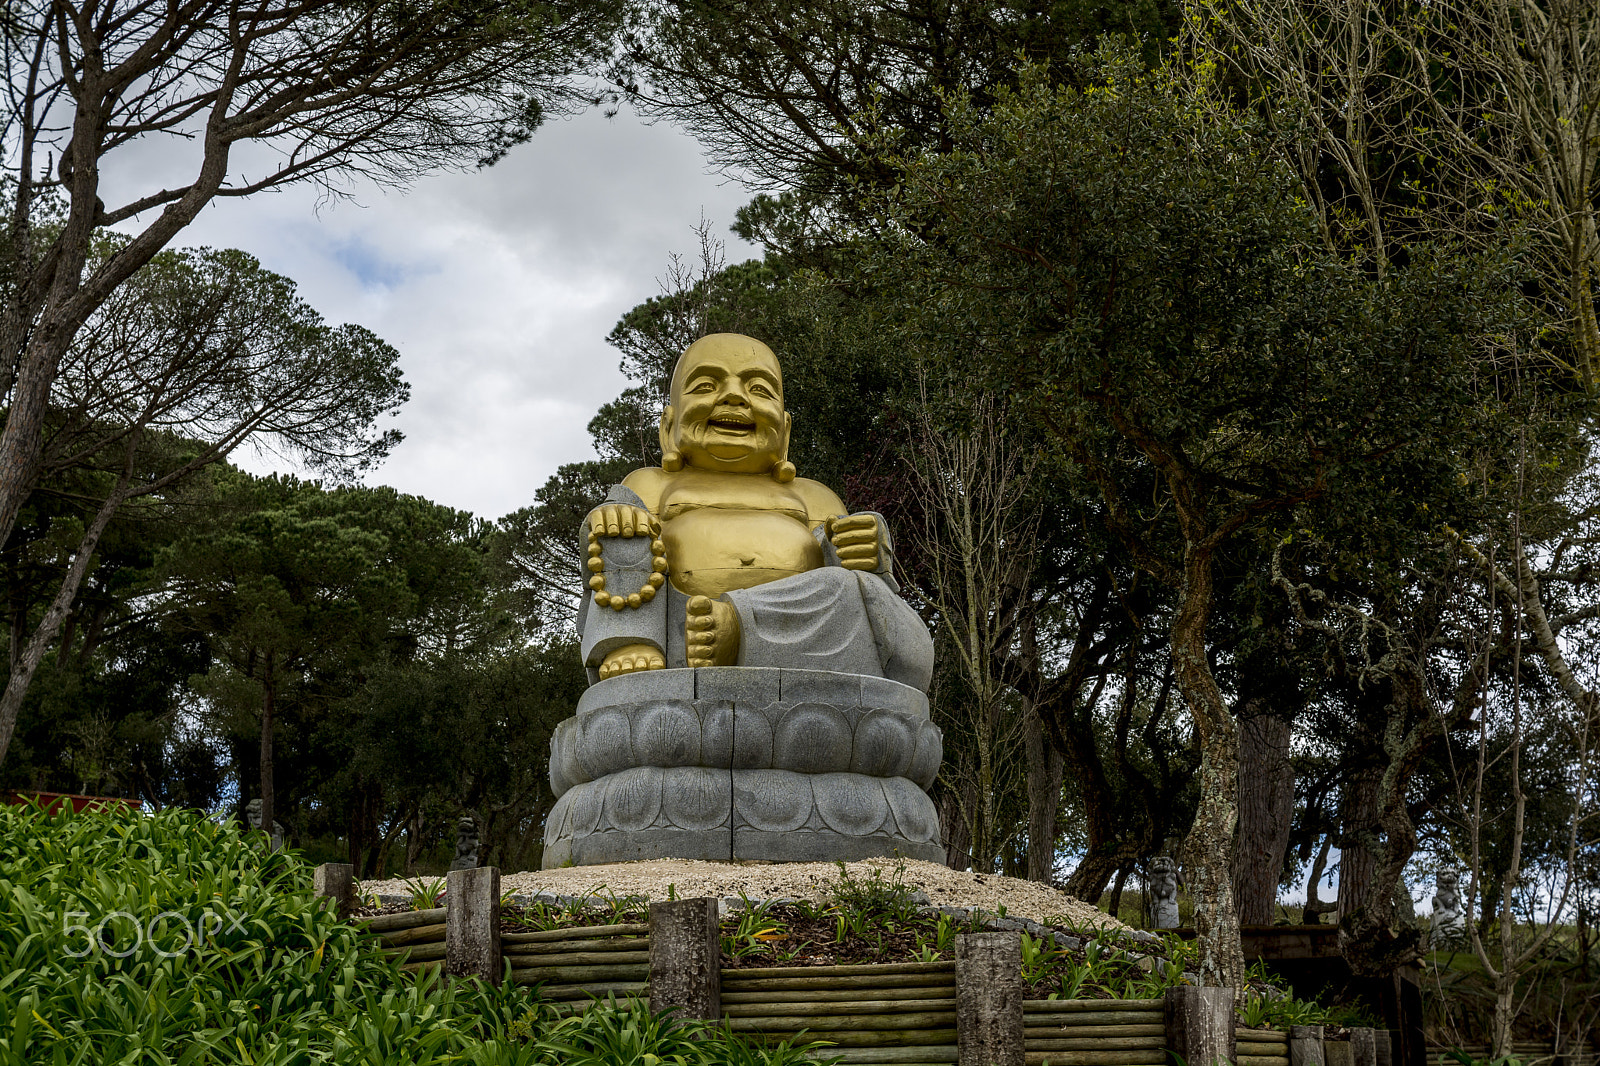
top-left (0, 802), bottom-right (830, 1065)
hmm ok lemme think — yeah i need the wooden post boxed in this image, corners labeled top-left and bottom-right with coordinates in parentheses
top-left (955, 931), bottom-right (1023, 1066)
top-left (445, 866), bottom-right (500, 985)
top-left (1291, 1025), bottom-right (1326, 1066)
top-left (1326, 1040), bottom-right (1354, 1066)
top-left (312, 863), bottom-right (355, 919)
top-left (1351, 1028), bottom-right (1377, 1066)
top-left (649, 898), bottom-right (720, 1021)
top-left (1374, 1030), bottom-right (1393, 1066)
top-left (1165, 987), bottom-right (1236, 1066)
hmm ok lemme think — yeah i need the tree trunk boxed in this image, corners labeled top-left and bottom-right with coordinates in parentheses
top-left (941, 786), bottom-right (973, 869)
top-left (1024, 700), bottom-right (1064, 882)
top-left (1232, 712), bottom-right (1294, 925)
top-left (406, 808), bottom-right (429, 874)
top-left (1169, 540), bottom-right (1245, 990)
top-left (1065, 850), bottom-right (1121, 904)
top-left (1303, 833), bottom-right (1336, 924)
top-left (1338, 767), bottom-right (1381, 920)
top-left (1106, 866), bottom-right (1129, 922)
top-left (348, 800), bottom-right (367, 873)
top-left (0, 482), bottom-right (129, 765)
top-left (259, 654), bottom-right (276, 835)
top-left (1491, 975), bottom-right (1516, 1057)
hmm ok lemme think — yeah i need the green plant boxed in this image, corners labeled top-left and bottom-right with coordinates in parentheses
top-left (1238, 992), bottom-right (1275, 1029)
top-left (520, 995), bottom-right (833, 1065)
top-left (1021, 933), bottom-right (1063, 984)
top-left (1050, 956), bottom-right (1095, 1000)
top-left (1324, 999), bottom-right (1381, 1029)
top-left (721, 894), bottom-right (789, 959)
top-left (826, 861), bottom-right (920, 928)
top-left (0, 802), bottom-right (824, 1066)
top-left (402, 875), bottom-right (446, 910)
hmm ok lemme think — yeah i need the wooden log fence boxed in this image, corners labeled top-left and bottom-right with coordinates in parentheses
top-left (725, 960), bottom-right (958, 1065)
top-left (1237, 1026), bottom-right (1290, 1066)
top-left (319, 868), bottom-right (1354, 1066)
top-left (1023, 999), bottom-right (1166, 1066)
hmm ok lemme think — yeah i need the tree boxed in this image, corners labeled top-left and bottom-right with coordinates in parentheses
top-left (0, 243), bottom-right (407, 767)
top-left (158, 474), bottom-right (419, 834)
top-left (903, 387), bottom-right (1039, 871)
top-left (865, 50), bottom-right (1520, 987)
top-left (0, 0), bottom-right (621, 574)
top-left (1189, 0), bottom-right (1600, 384)
top-left (618, 0), bottom-right (1180, 194)
top-left (1445, 444), bottom-right (1600, 1054)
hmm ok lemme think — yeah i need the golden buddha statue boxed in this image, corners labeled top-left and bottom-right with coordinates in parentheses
top-left (577, 333), bottom-right (932, 690)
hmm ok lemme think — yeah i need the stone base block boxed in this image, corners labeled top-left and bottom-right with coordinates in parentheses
top-left (542, 766), bottom-right (945, 868)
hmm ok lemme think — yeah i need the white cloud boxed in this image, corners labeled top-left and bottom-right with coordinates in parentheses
top-left (104, 108), bottom-right (757, 520)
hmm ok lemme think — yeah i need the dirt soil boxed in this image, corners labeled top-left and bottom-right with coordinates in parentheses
top-left (362, 857), bottom-right (1128, 932)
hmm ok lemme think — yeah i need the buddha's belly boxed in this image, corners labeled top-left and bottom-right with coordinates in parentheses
top-left (663, 508), bottom-right (824, 597)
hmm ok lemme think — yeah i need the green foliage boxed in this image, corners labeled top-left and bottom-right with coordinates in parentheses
top-left (722, 895), bottom-right (790, 960)
top-left (1033, 929), bottom-right (1199, 1000)
top-left (0, 803), bottom-right (836, 1065)
top-left (504, 888), bottom-right (649, 932)
top-left (1237, 989), bottom-right (1337, 1029)
top-left (620, 0), bottom-right (1182, 194)
top-left (1021, 931), bottom-right (1064, 984)
top-left (0, 802), bottom-right (517, 1064)
top-left (825, 861), bottom-right (922, 927)
top-left (401, 877), bottom-right (446, 910)
top-left (870, 49), bottom-right (1522, 542)
top-left (510, 996), bottom-right (829, 1066)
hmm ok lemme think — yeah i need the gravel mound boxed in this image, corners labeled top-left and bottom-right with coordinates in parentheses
top-left (362, 857), bottom-right (1127, 932)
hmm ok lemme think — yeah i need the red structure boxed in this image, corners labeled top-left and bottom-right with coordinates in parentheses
top-left (4, 791), bottom-right (143, 813)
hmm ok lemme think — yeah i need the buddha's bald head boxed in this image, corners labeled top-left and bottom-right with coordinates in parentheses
top-left (661, 333), bottom-right (790, 475)
top-left (669, 334), bottom-right (784, 401)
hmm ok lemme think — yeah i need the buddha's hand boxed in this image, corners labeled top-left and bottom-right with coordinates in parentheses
top-left (826, 513), bottom-right (882, 571)
top-left (599, 642), bottom-right (665, 680)
top-left (588, 503), bottom-right (659, 540)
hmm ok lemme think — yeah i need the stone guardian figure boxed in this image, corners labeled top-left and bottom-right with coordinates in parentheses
top-left (1147, 856), bottom-right (1181, 929)
top-left (1429, 869), bottom-right (1467, 948)
top-left (449, 815), bottom-right (481, 871)
top-left (245, 798), bottom-right (285, 852)
top-left (543, 334), bottom-right (943, 867)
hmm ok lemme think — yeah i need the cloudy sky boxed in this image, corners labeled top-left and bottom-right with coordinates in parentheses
top-left (107, 106), bottom-right (756, 523)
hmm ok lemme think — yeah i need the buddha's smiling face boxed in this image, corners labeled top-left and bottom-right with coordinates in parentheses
top-left (663, 334), bottom-right (790, 474)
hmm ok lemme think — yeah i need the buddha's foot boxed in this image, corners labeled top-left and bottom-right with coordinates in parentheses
top-left (598, 642), bottom-right (665, 680)
top-left (686, 595), bottom-right (740, 667)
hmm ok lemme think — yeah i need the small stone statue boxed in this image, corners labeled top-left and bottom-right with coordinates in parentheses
top-left (1429, 869), bottom-right (1467, 948)
top-left (245, 798), bottom-right (285, 851)
top-left (1148, 857), bottom-right (1181, 929)
top-left (449, 816), bottom-right (481, 871)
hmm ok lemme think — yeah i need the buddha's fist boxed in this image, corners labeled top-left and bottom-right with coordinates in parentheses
top-left (827, 513), bottom-right (882, 572)
top-left (588, 503), bottom-right (658, 540)
top-left (599, 642), bottom-right (665, 679)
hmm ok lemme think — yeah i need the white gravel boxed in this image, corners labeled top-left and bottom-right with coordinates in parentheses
top-left (363, 857), bottom-right (1127, 932)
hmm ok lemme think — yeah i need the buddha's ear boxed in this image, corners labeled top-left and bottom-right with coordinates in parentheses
top-left (772, 411), bottom-right (795, 482)
top-left (659, 405), bottom-right (683, 471)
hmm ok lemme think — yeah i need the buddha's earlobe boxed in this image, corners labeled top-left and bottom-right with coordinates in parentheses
top-left (770, 411), bottom-right (793, 481)
top-left (658, 406), bottom-right (680, 470)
